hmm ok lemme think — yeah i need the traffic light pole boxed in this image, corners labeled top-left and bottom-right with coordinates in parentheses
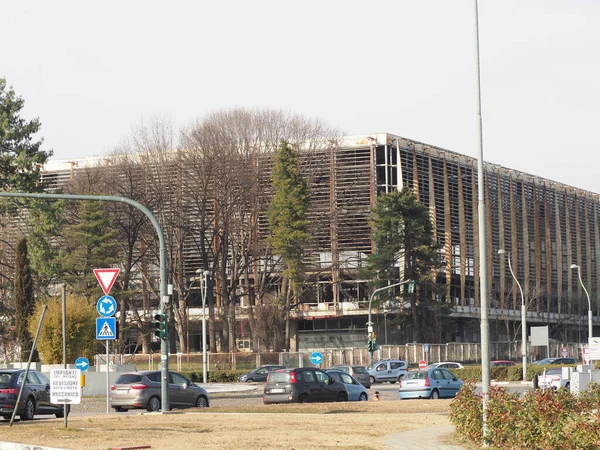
top-left (0, 191), bottom-right (170, 412)
top-left (367, 279), bottom-right (414, 363)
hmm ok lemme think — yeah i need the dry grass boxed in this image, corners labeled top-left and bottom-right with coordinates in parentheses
top-left (1, 400), bottom-right (454, 449)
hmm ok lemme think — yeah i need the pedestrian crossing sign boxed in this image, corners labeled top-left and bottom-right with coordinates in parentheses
top-left (96, 317), bottom-right (117, 340)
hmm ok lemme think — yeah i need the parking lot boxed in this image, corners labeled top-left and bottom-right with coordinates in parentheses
top-left (1, 383), bottom-right (460, 449)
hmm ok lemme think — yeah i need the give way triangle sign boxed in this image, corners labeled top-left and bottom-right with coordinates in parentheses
top-left (94, 268), bottom-right (120, 295)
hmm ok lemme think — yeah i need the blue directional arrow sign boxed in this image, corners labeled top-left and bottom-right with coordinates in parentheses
top-left (75, 357), bottom-right (90, 372)
top-left (96, 295), bottom-right (117, 317)
top-left (310, 352), bottom-right (323, 366)
top-left (96, 317), bottom-right (117, 340)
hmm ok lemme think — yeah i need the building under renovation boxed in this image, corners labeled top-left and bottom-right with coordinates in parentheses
top-left (5, 132), bottom-right (599, 351)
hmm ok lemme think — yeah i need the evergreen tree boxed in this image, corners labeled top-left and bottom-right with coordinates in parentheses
top-left (367, 187), bottom-right (446, 342)
top-left (0, 78), bottom-right (51, 193)
top-left (268, 140), bottom-right (310, 350)
top-left (27, 200), bottom-right (65, 291)
top-left (57, 201), bottom-right (120, 298)
top-left (14, 238), bottom-right (36, 361)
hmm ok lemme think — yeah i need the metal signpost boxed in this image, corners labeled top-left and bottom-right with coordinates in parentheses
top-left (94, 268), bottom-right (120, 414)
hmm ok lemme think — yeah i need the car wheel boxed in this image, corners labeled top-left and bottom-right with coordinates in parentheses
top-left (146, 396), bottom-right (161, 412)
top-left (369, 376), bottom-right (376, 385)
top-left (195, 396), bottom-right (208, 408)
top-left (297, 393), bottom-right (309, 403)
top-left (20, 397), bottom-right (35, 421)
top-left (359, 393), bottom-right (368, 401)
top-left (246, 378), bottom-right (254, 383)
top-left (113, 406), bottom-right (125, 412)
top-left (430, 389), bottom-right (440, 400)
top-left (397, 374), bottom-right (404, 382)
top-left (337, 392), bottom-right (348, 402)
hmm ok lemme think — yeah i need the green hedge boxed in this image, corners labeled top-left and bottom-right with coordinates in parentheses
top-left (450, 382), bottom-right (600, 449)
top-left (180, 370), bottom-right (248, 383)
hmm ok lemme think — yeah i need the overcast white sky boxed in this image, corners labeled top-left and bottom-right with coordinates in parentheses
top-left (2, 1), bottom-right (599, 192)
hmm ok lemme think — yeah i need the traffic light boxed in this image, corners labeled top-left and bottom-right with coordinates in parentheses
top-left (367, 339), bottom-right (374, 353)
top-left (154, 312), bottom-right (167, 340)
top-left (407, 281), bottom-right (415, 294)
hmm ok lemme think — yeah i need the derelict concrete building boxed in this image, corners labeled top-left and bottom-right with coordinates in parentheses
top-left (25, 133), bottom-right (600, 350)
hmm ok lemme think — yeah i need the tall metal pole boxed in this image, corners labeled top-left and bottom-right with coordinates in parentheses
top-left (499, 250), bottom-right (527, 380)
top-left (106, 341), bottom-right (110, 414)
top-left (0, 191), bottom-right (170, 412)
top-left (474, 0), bottom-right (490, 442)
top-left (61, 283), bottom-right (68, 426)
top-left (571, 264), bottom-right (593, 341)
top-left (368, 280), bottom-right (413, 364)
top-left (201, 270), bottom-right (210, 384)
top-left (62, 284), bottom-right (67, 369)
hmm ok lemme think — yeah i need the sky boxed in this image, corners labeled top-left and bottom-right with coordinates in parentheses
top-left (2, 1), bottom-right (599, 192)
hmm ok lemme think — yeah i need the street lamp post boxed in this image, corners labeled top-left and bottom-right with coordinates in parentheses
top-left (498, 249), bottom-right (527, 380)
top-left (367, 280), bottom-right (413, 363)
top-left (199, 270), bottom-right (210, 384)
top-left (570, 264), bottom-right (593, 341)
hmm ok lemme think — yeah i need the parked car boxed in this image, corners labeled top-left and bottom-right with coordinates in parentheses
top-left (326, 370), bottom-right (369, 401)
top-left (427, 362), bottom-right (464, 370)
top-left (490, 360), bottom-right (516, 367)
top-left (327, 365), bottom-right (371, 388)
top-left (398, 368), bottom-right (464, 400)
top-left (263, 368), bottom-right (348, 404)
top-left (366, 359), bottom-right (408, 384)
top-left (237, 365), bottom-right (285, 383)
top-left (0, 369), bottom-right (66, 420)
top-left (532, 357), bottom-right (577, 366)
top-left (538, 368), bottom-right (571, 391)
top-left (109, 370), bottom-right (209, 412)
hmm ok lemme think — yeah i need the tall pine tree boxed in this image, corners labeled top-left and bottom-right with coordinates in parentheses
top-left (268, 140), bottom-right (310, 350)
top-left (0, 78), bottom-right (51, 193)
top-left (367, 187), bottom-right (446, 342)
top-left (57, 201), bottom-right (120, 298)
top-left (14, 237), bottom-right (36, 361)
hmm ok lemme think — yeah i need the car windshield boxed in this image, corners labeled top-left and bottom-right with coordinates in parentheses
top-left (0, 372), bottom-right (13, 387)
top-left (535, 359), bottom-right (553, 365)
top-left (115, 374), bottom-right (144, 384)
top-left (267, 372), bottom-right (290, 383)
top-left (352, 366), bottom-right (367, 374)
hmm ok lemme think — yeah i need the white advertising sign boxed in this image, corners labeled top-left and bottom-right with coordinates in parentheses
top-left (50, 368), bottom-right (82, 405)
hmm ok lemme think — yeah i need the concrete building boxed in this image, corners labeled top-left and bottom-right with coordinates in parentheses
top-left (4, 132), bottom-right (598, 352)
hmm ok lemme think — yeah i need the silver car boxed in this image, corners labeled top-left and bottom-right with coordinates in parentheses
top-left (366, 359), bottom-right (408, 384)
top-left (110, 370), bottom-right (209, 412)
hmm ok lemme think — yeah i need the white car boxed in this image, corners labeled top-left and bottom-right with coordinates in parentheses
top-left (539, 368), bottom-right (570, 391)
top-left (427, 362), bottom-right (464, 370)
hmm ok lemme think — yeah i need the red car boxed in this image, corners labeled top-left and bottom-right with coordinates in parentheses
top-left (490, 360), bottom-right (516, 367)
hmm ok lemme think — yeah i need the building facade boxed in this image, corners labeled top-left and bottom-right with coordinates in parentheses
top-left (13, 132), bottom-right (599, 351)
